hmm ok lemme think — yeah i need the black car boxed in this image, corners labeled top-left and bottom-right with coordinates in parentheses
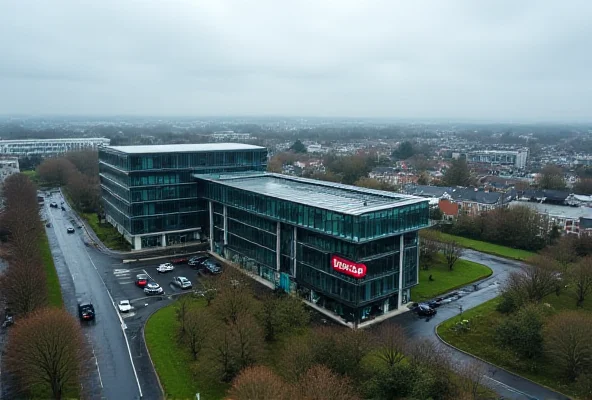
top-left (67, 227), bottom-right (75, 234)
top-left (49, 202), bottom-right (58, 208)
top-left (203, 259), bottom-right (222, 275)
top-left (78, 302), bottom-right (95, 321)
top-left (416, 303), bottom-right (436, 317)
top-left (188, 255), bottom-right (209, 268)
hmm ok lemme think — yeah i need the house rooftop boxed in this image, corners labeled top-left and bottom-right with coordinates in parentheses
top-left (195, 172), bottom-right (427, 216)
top-left (510, 201), bottom-right (592, 220)
top-left (105, 143), bottom-right (265, 154)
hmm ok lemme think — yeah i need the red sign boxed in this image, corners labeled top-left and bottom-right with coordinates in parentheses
top-left (331, 255), bottom-right (367, 279)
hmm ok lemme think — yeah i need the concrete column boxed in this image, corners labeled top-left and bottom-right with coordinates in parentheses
top-left (133, 236), bottom-right (142, 250)
top-left (292, 226), bottom-right (298, 277)
top-left (223, 205), bottom-right (228, 245)
top-left (276, 221), bottom-right (281, 271)
top-left (161, 234), bottom-right (166, 247)
top-left (397, 234), bottom-right (404, 308)
top-left (209, 201), bottom-right (214, 252)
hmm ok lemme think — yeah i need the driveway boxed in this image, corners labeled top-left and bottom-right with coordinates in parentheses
top-left (393, 250), bottom-right (570, 400)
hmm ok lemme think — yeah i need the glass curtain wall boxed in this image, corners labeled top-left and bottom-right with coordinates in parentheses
top-left (201, 181), bottom-right (429, 242)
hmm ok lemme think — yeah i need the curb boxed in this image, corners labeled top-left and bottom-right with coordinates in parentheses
top-left (434, 320), bottom-right (572, 400)
top-left (141, 304), bottom-right (170, 400)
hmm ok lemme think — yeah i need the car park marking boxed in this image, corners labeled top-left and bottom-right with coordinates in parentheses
top-left (142, 269), bottom-right (154, 281)
top-left (113, 268), bottom-right (133, 285)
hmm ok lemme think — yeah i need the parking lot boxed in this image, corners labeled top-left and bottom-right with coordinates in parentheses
top-left (110, 254), bottom-right (220, 316)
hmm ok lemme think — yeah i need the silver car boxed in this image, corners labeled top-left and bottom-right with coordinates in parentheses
top-left (172, 276), bottom-right (192, 290)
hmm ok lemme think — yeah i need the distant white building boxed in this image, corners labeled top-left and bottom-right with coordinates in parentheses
top-left (464, 149), bottom-right (529, 169)
top-left (210, 132), bottom-right (254, 141)
top-left (0, 138), bottom-right (110, 156)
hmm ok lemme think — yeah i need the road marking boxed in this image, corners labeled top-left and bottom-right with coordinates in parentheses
top-left (87, 334), bottom-right (103, 388)
top-left (143, 269), bottom-right (154, 281)
top-left (83, 248), bottom-right (143, 399)
top-left (482, 375), bottom-right (537, 399)
top-left (119, 281), bottom-right (134, 285)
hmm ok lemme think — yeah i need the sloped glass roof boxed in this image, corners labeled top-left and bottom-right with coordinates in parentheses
top-left (194, 172), bottom-right (426, 215)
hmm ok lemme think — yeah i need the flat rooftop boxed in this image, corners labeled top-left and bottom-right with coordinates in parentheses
top-left (510, 201), bottom-right (592, 220)
top-left (106, 143), bottom-right (265, 154)
top-left (195, 172), bottom-right (426, 215)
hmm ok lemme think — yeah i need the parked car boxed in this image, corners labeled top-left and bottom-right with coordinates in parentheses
top-left (427, 299), bottom-right (443, 308)
top-left (61, 206), bottom-right (66, 211)
top-left (202, 259), bottom-right (222, 275)
top-left (67, 227), bottom-right (75, 234)
top-left (416, 303), bottom-right (436, 317)
top-left (135, 274), bottom-right (149, 288)
top-left (172, 276), bottom-right (192, 290)
top-left (156, 263), bottom-right (174, 273)
top-left (78, 302), bottom-right (95, 321)
top-left (118, 300), bottom-right (132, 313)
top-left (188, 255), bottom-right (209, 268)
top-left (171, 257), bottom-right (188, 265)
top-left (144, 282), bottom-right (164, 295)
top-left (50, 202), bottom-right (58, 208)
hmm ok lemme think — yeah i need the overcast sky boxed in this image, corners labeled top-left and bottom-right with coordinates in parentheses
top-left (1, 1), bottom-right (591, 121)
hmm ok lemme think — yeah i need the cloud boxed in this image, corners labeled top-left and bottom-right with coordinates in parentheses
top-left (0, 0), bottom-right (591, 120)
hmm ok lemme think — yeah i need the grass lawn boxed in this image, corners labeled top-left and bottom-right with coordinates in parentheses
top-left (433, 231), bottom-right (537, 261)
top-left (437, 294), bottom-right (592, 397)
top-left (81, 213), bottom-right (131, 251)
top-left (39, 232), bottom-right (63, 308)
top-left (145, 298), bottom-right (229, 400)
top-left (411, 254), bottom-right (492, 302)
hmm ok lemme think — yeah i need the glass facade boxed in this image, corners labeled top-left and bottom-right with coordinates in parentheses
top-left (202, 176), bottom-right (429, 325)
top-left (201, 181), bottom-right (429, 243)
top-left (99, 146), bottom-right (268, 248)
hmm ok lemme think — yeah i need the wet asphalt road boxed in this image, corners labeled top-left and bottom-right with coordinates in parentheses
top-left (393, 250), bottom-right (569, 400)
top-left (44, 194), bottom-right (144, 400)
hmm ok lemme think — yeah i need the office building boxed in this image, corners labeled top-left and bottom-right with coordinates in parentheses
top-left (0, 138), bottom-right (110, 156)
top-left (464, 149), bottom-right (528, 169)
top-left (99, 143), bottom-right (429, 326)
top-left (99, 144), bottom-right (268, 249)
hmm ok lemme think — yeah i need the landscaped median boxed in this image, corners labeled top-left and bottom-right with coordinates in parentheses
top-left (40, 231), bottom-right (63, 307)
top-left (429, 230), bottom-right (536, 261)
top-left (81, 212), bottom-right (131, 251)
top-left (437, 294), bottom-right (592, 398)
top-left (411, 254), bottom-right (492, 302)
top-left (144, 298), bottom-right (228, 399)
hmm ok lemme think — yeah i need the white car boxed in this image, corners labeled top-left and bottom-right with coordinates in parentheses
top-left (156, 263), bottom-right (174, 273)
top-left (118, 300), bottom-right (132, 313)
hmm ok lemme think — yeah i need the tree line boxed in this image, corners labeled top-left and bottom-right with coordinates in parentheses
top-left (36, 150), bottom-right (101, 213)
top-left (445, 204), bottom-right (558, 251)
top-left (175, 269), bottom-right (490, 400)
top-left (0, 173), bottom-right (87, 399)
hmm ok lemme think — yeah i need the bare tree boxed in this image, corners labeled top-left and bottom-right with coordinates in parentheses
top-left (230, 365), bottom-right (292, 400)
top-left (211, 270), bottom-right (259, 324)
top-left (295, 365), bottom-right (360, 400)
top-left (209, 311), bottom-right (264, 382)
top-left (419, 230), bottom-right (441, 270)
top-left (570, 256), bottom-right (592, 307)
top-left (199, 276), bottom-right (217, 306)
top-left (5, 308), bottom-right (88, 400)
top-left (175, 295), bottom-right (191, 336)
top-left (442, 240), bottom-right (464, 270)
top-left (542, 235), bottom-right (578, 272)
top-left (277, 335), bottom-right (314, 382)
top-left (184, 308), bottom-right (212, 360)
top-left (545, 312), bottom-right (592, 381)
top-left (36, 158), bottom-right (76, 187)
top-left (373, 323), bottom-right (407, 367)
top-left (458, 362), bottom-right (487, 400)
top-left (0, 258), bottom-right (48, 315)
